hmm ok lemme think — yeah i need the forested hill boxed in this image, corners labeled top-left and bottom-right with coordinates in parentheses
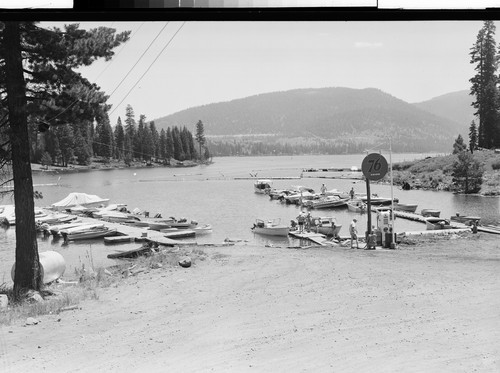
top-left (153, 87), bottom-right (465, 153)
top-left (412, 90), bottom-right (475, 135)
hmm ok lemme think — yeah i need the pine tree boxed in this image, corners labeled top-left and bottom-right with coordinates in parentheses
top-left (0, 21), bottom-right (129, 296)
top-left (149, 121), bottom-right (159, 159)
top-left (469, 120), bottom-right (478, 153)
top-left (165, 127), bottom-right (174, 161)
top-left (452, 134), bottom-right (467, 154)
top-left (452, 151), bottom-right (484, 193)
top-left (195, 120), bottom-right (206, 160)
top-left (470, 21), bottom-right (499, 149)
top-left (159, 128), bottom-right (167, 161)
top-left (114, 117), bottom-right (125, 160)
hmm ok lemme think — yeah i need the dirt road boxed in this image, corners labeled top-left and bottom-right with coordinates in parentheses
top-left (2, 234), bottom-right (499, 372)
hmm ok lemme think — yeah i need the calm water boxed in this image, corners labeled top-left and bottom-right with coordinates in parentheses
top-left (1, 154), bottom-right (499, 283)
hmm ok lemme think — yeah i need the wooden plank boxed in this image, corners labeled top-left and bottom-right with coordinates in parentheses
top-left (289, 231), bottom-right (327, 246)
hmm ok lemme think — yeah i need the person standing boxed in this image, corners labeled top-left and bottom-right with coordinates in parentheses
top-left (349, 187), bottom-right (355, 200)
top-left (320, 183), bottom-right (327, 195)
top-left (297, 211), bottom-right (306, 233)
top-left (349, 218), bottom-right (359, 249)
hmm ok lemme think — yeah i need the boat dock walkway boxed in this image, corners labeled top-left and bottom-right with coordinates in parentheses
top-left (288, 231), bottom-right (328, 246)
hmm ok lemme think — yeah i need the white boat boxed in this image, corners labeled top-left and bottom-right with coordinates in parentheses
top-left (161, 229), bottom-right (196, 239)
top-left (425, 217), bottom-right (453, 230)
top-left (394, 203), bottom-right (418, 213)
top-left (251, 218), bottom-right (289, 237)
top-left (61, 225), bottom-right (117, 241)
top-left (1, 205), bottom-right (46, 225)
top-left (44, 220), bottom-right (84, 237)
top-left (254, 179), bottom-right (273, 194)
top-left (36, 213), bottom-right (77, 226)
top-left (51, 192), bottom-right (110, 211)
top-left (360, 195), bottom-right (399, 206)
top-left (168, 218), bottom-right (198, 229)
top-left (308, 216), bottom-right (342, 237)
top-left (98, 211), bottom-right (142, 223)
top-left (59, 223), bottom-right (105, 235)
top-left (193, 224), bottom-right (213, 235)
top-left (421, 209), bottom-right (441, 218)
top-left (307, 195), bottom-right (349, 209)
top-left (450, 214), bottom-right (481, 226)
top-left (148, 219), bottom-right (176, 231)
top-left (347, 200), bottom-right (367, 213)
top-left (284, 191), bottom-right (316, 205)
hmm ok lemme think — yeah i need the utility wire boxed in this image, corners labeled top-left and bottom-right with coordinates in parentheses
top-left (108, 22), bottom-right (169, 99)
top-left (110, 22), bottom-right (186, 117)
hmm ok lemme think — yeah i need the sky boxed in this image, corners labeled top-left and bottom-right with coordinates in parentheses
top-left (42, 20), bottom-right (486, 125)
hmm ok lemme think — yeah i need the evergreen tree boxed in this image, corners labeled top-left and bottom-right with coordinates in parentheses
top-left (149, 121), bottom-right (159, 159)
top-left (159, 128), bottom-right (167, 161)
top-left (124, 133), bottom-right (133, 165)
top-left (135, 114), bottom-right (146, 160)
top-left (142, 125), bottom-right (154, 161)
top-left (470, 21), bottom-right (499, 149)
top-left (452, 134), bottom-right (467, 154)
top-left (469, 120), bottom-right (478, 153)
top-left (56, 125), bottom-right (74, 167)
top-left (114, 117), bottom-right (125, 160)
top-left (124, 104), bottom-right (136, 153)
top-left (452, 151), bottom-right (484, 193)
top-left (195, 120), bottom-right (206, 160)
top-left (0, 21), bottom-right (129, 296)
top-left (172, 126), bottom-right (184, 160)
top-left (73, 126), bottom-right (91, 165)
top-left (165, 127), bottom-right (174, 161)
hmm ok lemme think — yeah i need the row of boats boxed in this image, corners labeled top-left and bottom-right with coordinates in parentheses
top-left (1, 192), bottom-right (211, 243)
top-left (251, 216), bottom-right (342, 238)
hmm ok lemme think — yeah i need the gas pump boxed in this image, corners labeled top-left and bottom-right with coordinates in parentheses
top-left (377, 210), bottom-right (392, 247)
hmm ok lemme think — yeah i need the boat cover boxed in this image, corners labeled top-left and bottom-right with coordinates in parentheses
top-left (51, 192), bottom-right (109, 210)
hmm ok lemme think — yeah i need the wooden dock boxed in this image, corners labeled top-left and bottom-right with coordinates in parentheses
top-left (289, 231), bottom-right (327, 246)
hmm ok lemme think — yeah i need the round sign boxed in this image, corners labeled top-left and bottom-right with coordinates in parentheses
top-left (362, 153), bottom-right (389, 181)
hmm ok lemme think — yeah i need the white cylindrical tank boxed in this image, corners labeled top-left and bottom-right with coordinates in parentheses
top-left (11, 251), bottom-right (66, 284)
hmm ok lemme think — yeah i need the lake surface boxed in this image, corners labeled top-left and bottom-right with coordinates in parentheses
top-left (1, 154), bottom-right (499, 283)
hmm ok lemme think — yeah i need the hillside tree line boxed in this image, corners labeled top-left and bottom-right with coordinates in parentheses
top-left (33, 104), bottom-right (208, 166)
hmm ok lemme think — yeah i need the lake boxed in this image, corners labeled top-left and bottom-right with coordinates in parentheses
top-left (1, 153), bottom-right (499, 283)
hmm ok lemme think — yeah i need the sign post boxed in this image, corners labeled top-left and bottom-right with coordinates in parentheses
top-left (361, 153), bottom-right (389, 246)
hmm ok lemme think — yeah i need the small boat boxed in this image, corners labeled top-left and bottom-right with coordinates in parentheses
top-left (308, 216), bottom-right (342, 237)
top-left (307, 196), bottom-right (349, 209)
top-left (254, 179), bottom-right (273, 194)
top-left (361, 196), bottom-right (399, 206)
top-left (36, 213), bottom-right (77, 226)
top-left (421, 209), bottom-right (441, 218)
top-left (193, 224), bottom-right (213, 235)
top-left (425, 217), bottom-right (453, 230)
top-left (162, 229), bottom-right (196, 239)
top-left (147, 219), bottom-right (176, 231)
top-left (61, 225), bottom-right (117, 241)
top-left (347, 200), bottom-right (367, 213)
top-left (99, 211), bottom-right (142, 224)
top-left (283, 191), bottom-right (316, 205)
top-left (168, 218), bottom-right (198, 229)
top-left (251, 218), bottom-right (289, 237)
top-left (450, 214), bottom-right (481, 226)
top-left (51, 192), bottom-right (110, 211)
top-left (44, 220), bottom-right (84, 237)
top-left (394, 203), bottom-right (418, 213)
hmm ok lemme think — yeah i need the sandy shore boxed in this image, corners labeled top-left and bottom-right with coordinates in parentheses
top-left (1, 233), bottom-right (500, 372)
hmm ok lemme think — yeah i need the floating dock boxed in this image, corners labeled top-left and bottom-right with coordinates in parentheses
top-left (289, 231), bottom-right (327, 246)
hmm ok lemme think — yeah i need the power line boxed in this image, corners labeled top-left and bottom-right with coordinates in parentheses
top-left (110, 22), bottom-right (186, 117)
top-left (108, 22), bottom-right (169, 100)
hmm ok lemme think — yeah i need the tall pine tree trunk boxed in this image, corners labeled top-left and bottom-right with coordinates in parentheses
top-left (4, 22), bottom-right (42, 297)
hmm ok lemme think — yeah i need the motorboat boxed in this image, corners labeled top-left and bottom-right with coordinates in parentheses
top-left (168, 218), bottom-right (198, 229)
top-left (308, 216), bottom-right (342, 237)
top-left (161, 229), bottom-right (196, 239)
top-left (361, 195), bottom-right (399, 206)
top-left (51, 192), bottom-right (110, 211)
top-left (61, 225), bottom-right (117, 241)
top-left (450, 214), bottom-right (481, 226)
top-left (254, 179), bottom-right (273, 194)
top-left (193, 224), bottom-right (213, 235)
top-left (36, 213), bottom-right (77, 226)
top-left (148, 219), bottom-right (176, 231)
top-left (421, 209), bottom-right (441, 218)
top-left (425, 217), bottom-right (453, 230)
top-left (283, 190), bottom-right (316, 205)
top-left (347, 200), bottom-right (367, 213)
top-left (251, 218), bottom-right (289, 237)
top-left (393, 203), bottom-right (418, 213)
top-left (306, 195), bottom-right (349, 209)
top-left (1, 205), bottom-right (46, 225)
top-left (98, 211), bottom-right (142, 224)
top-left (44, 220), bottom-right (85, 237)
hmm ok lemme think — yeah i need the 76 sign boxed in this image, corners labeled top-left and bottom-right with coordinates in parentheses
top-left (361, 153), bottom-right (388, 181)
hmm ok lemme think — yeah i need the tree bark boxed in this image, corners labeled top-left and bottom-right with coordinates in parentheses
top-left (4, 22), bottom-right (42, 297)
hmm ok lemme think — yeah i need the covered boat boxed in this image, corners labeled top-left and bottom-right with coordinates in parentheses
top-left (309, 216), bottom-right (342, 237)
top-left (51, 192), bottom-right (110, 211)
top-left (251, 218), bottom-right (289, 237)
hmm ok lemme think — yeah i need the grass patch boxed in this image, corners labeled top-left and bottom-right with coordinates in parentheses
top-left (0, 245), bottom-right (207, 325)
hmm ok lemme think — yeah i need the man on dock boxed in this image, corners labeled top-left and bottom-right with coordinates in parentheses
top-left (350, 187), bottom-right (355, 200)
top-left (349, 218), bottom-right (359, 249)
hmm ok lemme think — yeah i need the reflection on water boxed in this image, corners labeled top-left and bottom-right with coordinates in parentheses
top-left (1, 154), bottom-right (499, 282)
